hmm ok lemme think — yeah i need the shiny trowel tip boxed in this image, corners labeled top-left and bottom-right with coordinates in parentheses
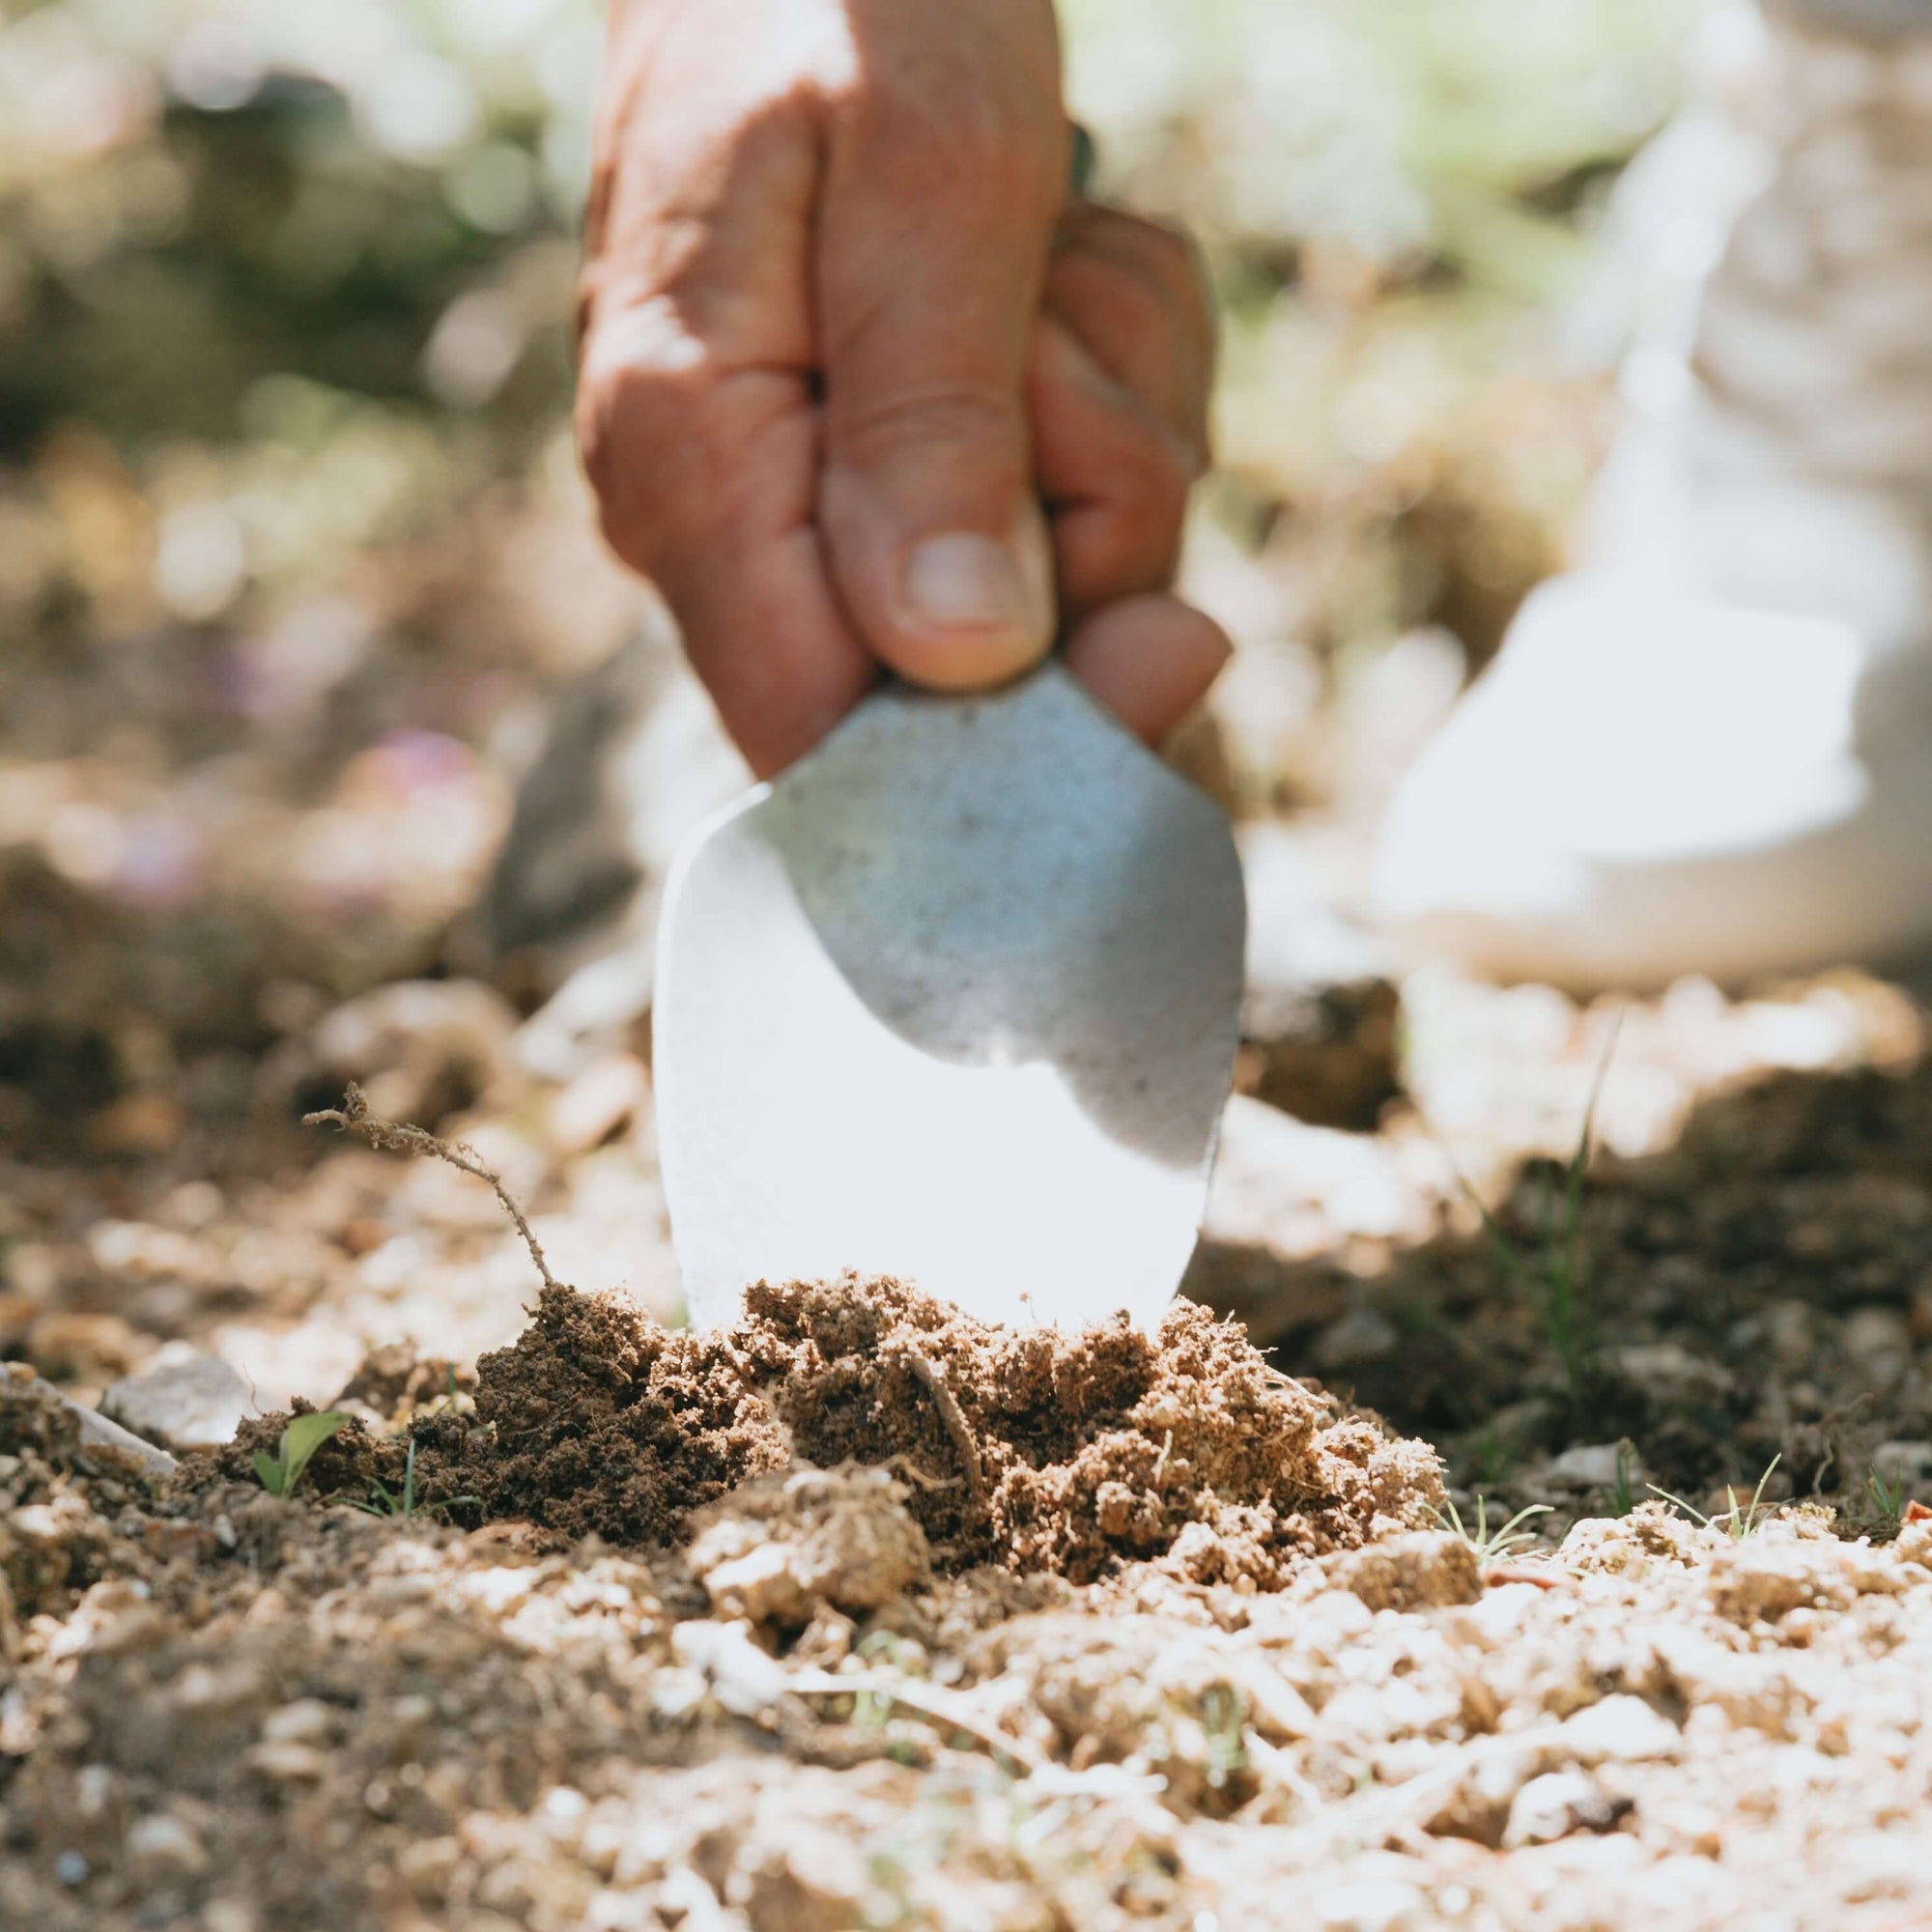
top-left (653, 665), bottom-right (1246, 1334)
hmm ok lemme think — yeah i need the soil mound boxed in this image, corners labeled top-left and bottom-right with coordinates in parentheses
top-left (222, 1277), bottom-right (1443, 1587)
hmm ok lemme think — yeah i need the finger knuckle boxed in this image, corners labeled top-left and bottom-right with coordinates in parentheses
top-left (1065, 211), bottom-right (1214, 336)
top-left (1137, 216), bottom-right (1209, 295)
top-left (1104, 433), bottom-right (1192, 577)
top-left (1068, 257), bottom-right (1169, 343)
top-left (1131, 481), bottom-right (1191, 568)
top-left (922, 109), bottom-right (1062, 211)
top-left (576, 360), bottom-right (714, 568)
top-left (834, 380), bottom-right (1027, 473)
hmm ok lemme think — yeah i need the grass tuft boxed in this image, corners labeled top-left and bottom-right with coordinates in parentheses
top-left (343, 1437), bottom-right (477, 1522)
top-left (1864, 1466), bottom-right (1906, 1533)
top-left (1435, 1493), bottom-right (1552, 1573)
top-left (1647, 1455), bottom-right (1783, 1541)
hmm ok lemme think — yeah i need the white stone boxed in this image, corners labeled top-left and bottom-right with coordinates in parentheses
top-left (1504, 1769), bottom-right (1623, 1848)
top-left (1563, 1693), bottom-right (1682, 1765)
top-left (1548, 1442), bottom-right (1637, 1490)
top-left (125, 1813), bottom-right (208, 1878)
top-left (101, 1347), bottom-right (252, 1452)
top-left (260, 1699), bottom-right (333, 1747)
top-left (1313, 1879), bottom-right (1430, 1932)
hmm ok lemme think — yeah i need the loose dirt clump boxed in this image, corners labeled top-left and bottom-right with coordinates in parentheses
top-left (331, 1343), bottom-right (476, 1430)
top-left (276, 1092), bottom-right (1440, 1579)
top-left (735, 1276), bottom-right (1442, 1582)
top-left (430, 1283), bottom-right (793, 1547)
top-left (345, 1275), bottom-right (1441, 1588)
top-left (0, 1366), bottom-right (156, 1625)
top-left (1317, 1527), bottom-right (1485, 1611)
top-left (685, 1465), bottom-right (930, 1626)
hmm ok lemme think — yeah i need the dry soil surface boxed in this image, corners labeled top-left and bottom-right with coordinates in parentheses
top-left (8, 840), bottom-right (1932, 1928)
top-left (5, 1264), bottom-right (1932, 1931)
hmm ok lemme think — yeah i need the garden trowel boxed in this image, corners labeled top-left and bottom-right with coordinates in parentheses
top-left (654, 663), bottom-right (1245, 1332)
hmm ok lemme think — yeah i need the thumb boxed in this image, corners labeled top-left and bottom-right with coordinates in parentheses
top-left (815, 44), bottom-right (1066, 689)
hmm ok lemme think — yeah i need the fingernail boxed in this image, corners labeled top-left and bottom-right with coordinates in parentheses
top-left (900, 532), bottom-right (1034, 632)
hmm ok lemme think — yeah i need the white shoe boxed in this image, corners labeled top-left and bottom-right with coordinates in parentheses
top-left (1372, 3), bottom-right (1932, 989)
top-left (1371, 572), bottom-right (1932, 988)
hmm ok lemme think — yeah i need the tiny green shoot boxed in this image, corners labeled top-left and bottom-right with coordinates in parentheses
top-left (1609, 1441), bottom-right (1637, 1518)
top-left (254, 1410), bottom-right (352, 1498)
top-left (1647, 1454), bottom-right (1782, 1541)
top-left (1865, 1466), bottom-right (1906, 1532)
top-left (344, 1438), bottom-right (477, 1521)
top-left (1199, 1683), bottom-right (1248, 1791)
top-left (1435, 1494), bottom-right (1553, 1572)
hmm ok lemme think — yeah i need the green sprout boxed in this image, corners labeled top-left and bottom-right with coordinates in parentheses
top-left (1461, 1016), bottom-right (1622, 1413)
top-left (344, 1438), bottom-right (476, 1521)
top-left (1435, 1494), bottom-right (1553, 1572)
top-left (1608, 1441), bottom-right (1637, 1519)
top-left (253, 1411), bottom-right (352, 1498)
top-left (1647, 1455), bottom-right (1782, 1541)
top-left (1865, 1466), bottom-right (1906, 1533)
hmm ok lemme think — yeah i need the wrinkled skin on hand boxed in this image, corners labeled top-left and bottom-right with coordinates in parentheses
top-left (580, 0), bottom-right (1229, 776)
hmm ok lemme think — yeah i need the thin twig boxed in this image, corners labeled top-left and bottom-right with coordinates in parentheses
top-left (304, 1083), bottom-right (560, 1293)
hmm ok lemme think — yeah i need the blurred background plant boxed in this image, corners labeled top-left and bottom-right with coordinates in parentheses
top-left (1066, 0), bottom-right (1700, 811)
top-left (0, 0), bottom-right (1699, 1133)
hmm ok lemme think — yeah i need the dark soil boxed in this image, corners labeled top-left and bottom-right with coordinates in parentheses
top-left (1208, 1049), bottom-right (1932, 1525)
top-left (213, 1275), bottom-right (1443, 1588)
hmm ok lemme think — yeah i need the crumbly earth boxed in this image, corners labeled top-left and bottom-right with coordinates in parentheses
top-left (6, 1360), bottom-right (1932, 1932)
top-left (9, 838), bottom-right (1932, 1930)
top-left (20, 10), bottom-right (1932, 1919)
top-left (205, 1275), bottom-right (1439, 1590)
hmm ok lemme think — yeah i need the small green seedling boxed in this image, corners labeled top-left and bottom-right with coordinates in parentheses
top-left (254, 1410), bottom-right (352, 1498)
top-left (1608, 1441), bottom-right (1637, 1519)
top-left (1460, 1016), bottom-right (1622, 1412)
top-left (1648, 1454), bottom-right (1782, 1541)
top-left (345, 1438), bottom-right (477, 1521)
top-left (856, 1629), bottom-right (923, 1672)
top-left (1865, 1466), bottom-right (1906, 1532)
top-left (1435, 1494), bottom-right (1552, 1572)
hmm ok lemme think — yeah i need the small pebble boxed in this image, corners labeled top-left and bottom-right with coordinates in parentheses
top-left (1564, 1694), bottom-right (1682, 1765)
top-left (1506, 1770), bottom-right (1631, 1847)
top-left (125, 1812), bottom-right (208, 1878)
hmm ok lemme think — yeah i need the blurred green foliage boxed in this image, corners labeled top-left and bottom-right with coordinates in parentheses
top-left (0, 0), bottom-right (592, 450)
top-left (0, 0), bottom-right (1697, 441)
top-left (0, 0), bottom-right (1699, 791)
top-left (1065, 0), bottom-right (1698, 692)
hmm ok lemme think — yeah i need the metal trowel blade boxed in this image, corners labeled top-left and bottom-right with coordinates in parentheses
top-left (654, 663), bottom-right (1245, 1332)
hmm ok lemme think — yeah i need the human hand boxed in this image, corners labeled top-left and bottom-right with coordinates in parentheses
top-left (579, 0), bottom-right (1227, 777)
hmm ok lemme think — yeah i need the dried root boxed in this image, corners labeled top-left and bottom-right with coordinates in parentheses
top-left (893, 1341), bottom-right (986, 1514)
top-left (305, 1082), bottom-right (561, 1293)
